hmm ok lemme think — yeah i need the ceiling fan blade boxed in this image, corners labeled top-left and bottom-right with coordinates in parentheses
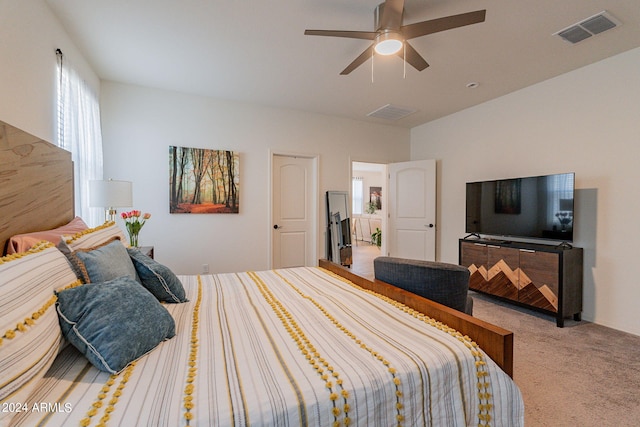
top-left (398, 42), bottom-right (429, 71)
top-left (304, 29), bottom-right (376, 40)
top-left (401, 9), bottom-right (486, 40)
top-left (378, 0), bottom-right (405, 30)
top-left (340, 44), bottom-right (375, 75)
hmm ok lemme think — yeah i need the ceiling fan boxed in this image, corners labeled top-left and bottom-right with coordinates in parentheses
top-left (304, 0), bottom-right (486, 75)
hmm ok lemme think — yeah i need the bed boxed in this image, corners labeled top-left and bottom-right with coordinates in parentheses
top-left (0, 120), bottom-right (523, 426)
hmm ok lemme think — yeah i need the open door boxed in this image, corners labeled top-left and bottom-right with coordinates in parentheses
top-left (387, 159), bottom-right (436, 261)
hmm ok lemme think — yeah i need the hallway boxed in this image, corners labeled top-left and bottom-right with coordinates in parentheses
top-left (349, 242), bottom-right (380, 281)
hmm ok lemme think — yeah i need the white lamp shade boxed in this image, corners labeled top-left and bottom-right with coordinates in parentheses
top-left (89, 180), bottom-right (133, 208)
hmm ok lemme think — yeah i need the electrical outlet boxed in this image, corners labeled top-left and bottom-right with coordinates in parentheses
top-left (202, 263), bottom-right (209, 274)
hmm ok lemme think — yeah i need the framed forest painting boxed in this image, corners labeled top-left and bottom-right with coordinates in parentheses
top-left (169, 146), bottom-right (239, 213)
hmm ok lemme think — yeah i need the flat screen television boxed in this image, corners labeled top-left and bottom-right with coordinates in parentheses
top-left (465, 172), bottom-right (575, 242)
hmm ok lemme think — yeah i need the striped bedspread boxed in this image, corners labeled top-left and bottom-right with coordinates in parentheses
top-left (9, 267), bottom-right (523, 426)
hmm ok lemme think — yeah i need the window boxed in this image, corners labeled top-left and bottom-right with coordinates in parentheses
top-left (57, 50), bottom-right (104, 226)
top-left (352, 177), bottom-right (363, 215)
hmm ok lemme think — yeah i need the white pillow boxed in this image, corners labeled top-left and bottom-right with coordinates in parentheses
top-left (57, 221), bottom-right (128, 255)
top-left (0, 243), bottom-right (79, 426)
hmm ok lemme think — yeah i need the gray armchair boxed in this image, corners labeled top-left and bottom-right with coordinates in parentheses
top-left (373, 256), bottom-right (473, 315)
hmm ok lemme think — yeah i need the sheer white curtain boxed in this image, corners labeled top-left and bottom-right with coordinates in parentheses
top-left (57, 50), bottom-right (104, 226)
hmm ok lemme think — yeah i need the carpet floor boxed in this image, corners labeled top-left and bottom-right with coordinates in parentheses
top-left (471, 291), bottom-right (640, 426)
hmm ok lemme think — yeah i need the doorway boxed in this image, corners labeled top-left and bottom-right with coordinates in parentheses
top-left (350, 159), bottom-right (437, 278)
top-left (351, 161), bottom-right (386, 279)
top-left (271, 153), bottom-right (318, 269)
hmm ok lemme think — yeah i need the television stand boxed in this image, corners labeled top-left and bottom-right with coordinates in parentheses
top-left (459, 239), bottom-right (583, 327)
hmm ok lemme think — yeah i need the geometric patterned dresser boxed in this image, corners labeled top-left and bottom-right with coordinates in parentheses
top-left (459, 239), bottom-right (583, 327)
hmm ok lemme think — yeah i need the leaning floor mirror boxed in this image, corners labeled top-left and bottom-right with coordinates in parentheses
top-left (326, 191), bottom-right (352, 267)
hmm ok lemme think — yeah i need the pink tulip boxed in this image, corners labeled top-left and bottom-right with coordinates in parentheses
top-left (143, 213), bottom-right (151, 220)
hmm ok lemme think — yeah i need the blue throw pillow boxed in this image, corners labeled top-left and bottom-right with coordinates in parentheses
top-left (128, 248), bottom-right (188, 303)
top-left (55, 276), bottom-right (176, 373)
top-left (68, 238), bottom-right (138, 283)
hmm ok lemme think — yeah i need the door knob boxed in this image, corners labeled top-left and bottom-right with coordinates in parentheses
top-left (273, 224), bottom-right (280, 229)
top-left (427, 224), bottom-right (434, 228)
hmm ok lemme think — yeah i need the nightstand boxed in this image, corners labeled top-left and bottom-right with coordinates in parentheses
top-left (138, 246), bottom-right (154, 259)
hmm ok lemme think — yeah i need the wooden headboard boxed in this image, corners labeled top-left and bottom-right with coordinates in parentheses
top-left (0, 120), bottom-right (74, 254)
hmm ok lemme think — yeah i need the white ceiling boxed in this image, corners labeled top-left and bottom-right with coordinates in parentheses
top-left (46, 0), bottom-right (640, 128)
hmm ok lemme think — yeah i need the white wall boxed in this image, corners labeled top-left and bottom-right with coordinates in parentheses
top-left (410, 47), bottom-right (640, 336)
top-left (0, 0), bottom-right (99, 141)
top-left (100, 82), bottom-right (410, 274)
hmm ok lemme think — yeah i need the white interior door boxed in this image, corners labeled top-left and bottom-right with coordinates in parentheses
top-left (388, 159), bottom-right (436, 261)
top-left (271, 154), bottom-right (317, 268)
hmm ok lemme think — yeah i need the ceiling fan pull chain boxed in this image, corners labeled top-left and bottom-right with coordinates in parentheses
top-left (403, 43), bottom-right (407, 79)
top-left (371, 50), bottom-right (375, 83)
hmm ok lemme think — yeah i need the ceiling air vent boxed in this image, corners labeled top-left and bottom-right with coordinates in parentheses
top-left (367, 104), bottom-right (417, 121)
top-left (555, 11), bottom-right (621, 44)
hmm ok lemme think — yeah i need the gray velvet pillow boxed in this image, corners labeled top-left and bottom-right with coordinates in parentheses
top-left (67, 238), bottom-right (138, 283)
top-left (127, 248), bottom-right (187, 303)
top-left (55, 276), bottom-right (176, 373)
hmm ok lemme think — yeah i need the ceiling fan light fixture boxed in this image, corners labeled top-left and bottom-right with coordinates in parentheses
top-left (374, 32), bottom-right (403, 55)
top-left (304, 2), bottom-right (486, 75)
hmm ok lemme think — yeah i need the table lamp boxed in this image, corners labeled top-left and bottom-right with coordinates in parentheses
top-left (89, 179), bottom-right (133, 222)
